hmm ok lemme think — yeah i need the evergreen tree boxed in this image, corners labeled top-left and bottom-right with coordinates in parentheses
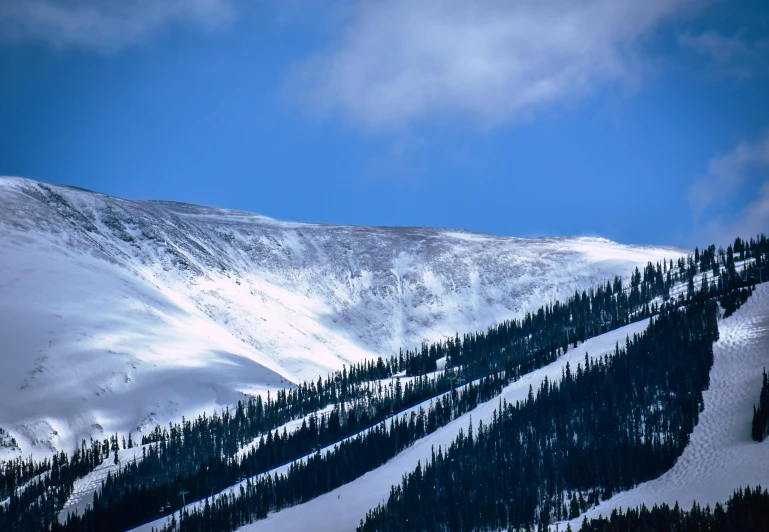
top-left (751, 368), bottom-right (769, 442)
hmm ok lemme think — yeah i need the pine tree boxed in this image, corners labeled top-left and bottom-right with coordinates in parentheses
top-left (750, 369), bottom-right (769, 442)
top-left (752, 405), bottom-right (763, 442)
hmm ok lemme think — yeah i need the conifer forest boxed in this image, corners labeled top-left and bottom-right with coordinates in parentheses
top-left (1, 234), bottom-right (768, 532)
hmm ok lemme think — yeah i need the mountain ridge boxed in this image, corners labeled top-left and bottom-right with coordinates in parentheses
top-left (0, 176), bottom-right (686, 458)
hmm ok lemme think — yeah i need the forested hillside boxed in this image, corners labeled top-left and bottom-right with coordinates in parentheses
top-left (0, 234), bottom-right (766, 532)
top-left (577, 486), bottom-right (769, 532)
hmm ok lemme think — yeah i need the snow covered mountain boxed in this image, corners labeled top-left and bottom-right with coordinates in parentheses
top-left (0, 176), bottom-right (685, 459)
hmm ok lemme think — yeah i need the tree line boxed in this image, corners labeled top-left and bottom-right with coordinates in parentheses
top-left (357, 296), bottom-right (725, 531)
top-left (64, 276), bottom-right (758, 531)
top-left (577, 485), bottom-right (769, 532)
top-left (150, 280), bottom-right (755, 532)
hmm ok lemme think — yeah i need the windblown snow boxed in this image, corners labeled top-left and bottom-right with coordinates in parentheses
top-left (0, 176), bottom-right (684, 459)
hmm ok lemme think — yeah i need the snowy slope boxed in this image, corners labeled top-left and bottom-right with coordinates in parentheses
top-left (562, 282), bottom-right (769, 529)
top-left (59, 444), bottom-right (149, 522)
top-left (0, 176), bottom-right (685, 459)
top-left (131, 320), bottom-right (651, 532)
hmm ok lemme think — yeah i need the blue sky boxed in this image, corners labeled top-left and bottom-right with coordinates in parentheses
top-left (0, 0), bottom-right (767, 247)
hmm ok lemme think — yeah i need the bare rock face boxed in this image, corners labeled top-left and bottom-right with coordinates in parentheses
top-left (0, 176), bottom-right (685, 457)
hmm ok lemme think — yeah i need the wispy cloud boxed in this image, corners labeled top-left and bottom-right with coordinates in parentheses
top-left (678, 30), bottom-right (769, 79)
top-left (704, 181), bottom-right (769, 245)
top-left (689, 132), bottom-right (769, 213)
top-left (0, 0), bottom-right (236, 53)
top-left (287, 0), bottom-right (701, 130)
top-left (362, 135), bottom-right (427, 182)
top-left (691, 132), bottom-right (769, 244)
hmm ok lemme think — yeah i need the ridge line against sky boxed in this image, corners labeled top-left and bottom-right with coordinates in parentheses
top-left (0, 0), bottom-right (767, 246)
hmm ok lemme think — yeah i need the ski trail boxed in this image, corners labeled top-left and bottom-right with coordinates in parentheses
top-left (225, 321), bottom-right (650, 532)
top-left (58, 444), bottom-right (147, 523)
top-left (130, 320), bottom-right (649, 532)
top-left (563, 283), bottom-right (769, 529)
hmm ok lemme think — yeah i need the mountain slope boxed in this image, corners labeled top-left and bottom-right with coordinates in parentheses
top-left (563, 282), bottom-right (769, 529)
top-left (0, 176), bottom-right (684, 458)
top-left (128, 319), bottom-right (652, 532)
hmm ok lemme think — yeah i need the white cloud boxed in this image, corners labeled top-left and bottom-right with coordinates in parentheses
top-left (0, 0), bottom-right (236, 53)
top-left (287, 0), bottom-right (701, 130)
top-left (678, 30), bottom-right (769, 78)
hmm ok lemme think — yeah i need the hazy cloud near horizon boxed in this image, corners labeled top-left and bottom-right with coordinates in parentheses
top-left (704, 181), bottom-right (769, 246)
top-left (690, 131), bottom-right (769, 245)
